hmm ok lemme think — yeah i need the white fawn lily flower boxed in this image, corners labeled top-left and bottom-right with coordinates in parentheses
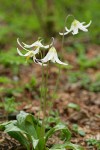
top-left (40, 47), bottom-right (68, 65)
top-left (59, 20), bottom-right (92, 35)
top-left (17, 38), bottom-right (47, 66)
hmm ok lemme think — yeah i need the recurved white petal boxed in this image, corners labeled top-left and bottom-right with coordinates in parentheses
top-left (54, 53), bottom-right (68, 65)
top-left (23, 41), bottom-right (49, 49)
top-left (59, 32), bottom-right (69, 35)
top-left (17, 48), bottom-right (31, 56)
top-left (84, 20), bottom-right (92, 28)
top-left (65, 27), bottom-right (70, 32)
top-left (22, 41), bottom-right (41, 48)
top-left (81, 22), bottom-right (85, 25)
top-left (23, 41), bottom-right (50, 49)
top-left (78, 24), bottom-right (88, 32)
top-left (17, 38), bottom-right (29, 51)
top-left (42, 45), bottom-right (50, 49)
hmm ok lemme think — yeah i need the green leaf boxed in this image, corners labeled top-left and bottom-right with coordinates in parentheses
top-left (0, 121), bottom-right (14, 130)
top-left (72, 124), bottom-right (78, 132)
top-left (68, 103), bottom-right (80, 111)
top-left (17, 111), bottom-right (41, 126)
top-left (72, 124), bottom-right (85, 136)
top-left (4, 123), bottom-right (30, 150)
top-left (36, 125), bottom-right (46, 150)
top-left (17, 111), bottom-right (38, 138)
top-left (5, 123), bottom-right (26, 133)
top-left (8, 131), bottom-right (30, 150)
top-left (45, 123), bottom-right (71, 142)
top-left (0, 76), bottom-right (11, 83)
top-left (78, 130), bottom-right (85, 136)
top-left (17, 111), bottom-right (40, 149)
top-left (50, 142), bottom-right (84, 150)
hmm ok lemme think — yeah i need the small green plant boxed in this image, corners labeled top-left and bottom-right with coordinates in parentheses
top-left (45, 110), bottom-right (60, 129)
top-left (86, 138), bottom-right (100, 150)
top-left (0, 48), bottom-right (26, 66)
top-left (4, 97), bottom-right (18, 113)
top-left (77, 55), bottom-right (100, 69)
top-left (0, 111), bottom-right (83, 150)
top-left (68, 71), bottom-right (90, 85)
top-left (72, 124), bottom-right (85, 137)
top-left (2, 87), bottom-right (23, 98)
top-left (68, 103), bottom-right (80, 111)
top-left (67, 71), bottom-right (100, 92)
top-left (89, 81), bottom-right (100, 92)
top-left (25, 76), bottom-right (37, 91)
top-left (0, 76), bottom-right (11, 84)
top-left (74, 42), bottom-right (85, 56)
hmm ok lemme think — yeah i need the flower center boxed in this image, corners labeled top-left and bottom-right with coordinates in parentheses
top-left (29, 51), bottom-right (34, 57)
top-left (73, 20), bottom-right (78, 27)
top-left (26, 51), bottom-right (34, 61)
top-left (50, 47), bottom-right (56, 53)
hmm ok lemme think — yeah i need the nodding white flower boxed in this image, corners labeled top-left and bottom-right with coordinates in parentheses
top-left (59, 20), bottom-right (92, 35)
top-left (17, 38), bottom-right (47, 66)
top-left (41, 47), bottom-right (68, 65)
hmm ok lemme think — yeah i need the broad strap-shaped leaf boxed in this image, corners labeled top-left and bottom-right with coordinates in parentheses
top-left (17, 111), bottom-right (41, 149)
top-left (17, 111), bottom-right (41, 126)
top-left (0, 121), bottom-right (16, 130)
top-left (4, 123), bottom-right (30, 150)
top-left (50, 142), bottom-right (84, 150)
top-left (4, 123), bottom-right (27, 133)
top-left (45, 123), bottom-right (71, 142)
top-left (17, 111), bottom-right (38, 138)
top-left (8, 132), bottom-right (30, 150)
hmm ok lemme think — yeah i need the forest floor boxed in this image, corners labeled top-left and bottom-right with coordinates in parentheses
top-left (0, 42), bottom-right (100, 150)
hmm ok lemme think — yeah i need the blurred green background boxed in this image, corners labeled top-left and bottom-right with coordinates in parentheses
top-left (0, 0), bottom-right (100, 66)
top-left (0, 0), bottom-right (100, 45)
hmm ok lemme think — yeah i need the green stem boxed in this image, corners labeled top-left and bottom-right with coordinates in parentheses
top-left (42, 61), bottom-right (49, 126)
top-left (36, 52), bottom-right (43, 123)
top-left (52, 14), bottom-right (74, 104)
top-left (41, 63), bottom-right (45, 109)
top-left (40, 62), bottom-right (49, 150)
top-left (38, 52), bottom-right (46, 149)
top-left (44, 61), bottom-right (49, 118)
top-left (40, 62), bottom-right (45, 144)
